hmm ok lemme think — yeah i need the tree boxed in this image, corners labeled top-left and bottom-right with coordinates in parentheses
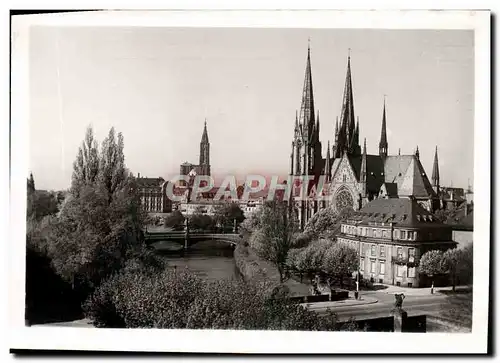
top-left (257, 201), bottom-right (298, 282)
top-left (213, 202), bottom-right (245, 230)
top-left (442, 248), bottom-right (463, 292)
top-left (71, 126), bottom-right (100, 196)
top-left (304, 207), bottom-right (354, 240)
top-left (458, 243), bottom-right (473, 286)
top-left (164, 210), bottom-right (185, 229)
top-left (322, 243), bottom-right (359, 289)
top-left (419, 250), bottom-right (446, 288)
top-left (190, 212), bottom-right (215, 232)
top-left (238, 207), bottom-right (263, 236)
top-left (42, 126), bottom-right (147, 299)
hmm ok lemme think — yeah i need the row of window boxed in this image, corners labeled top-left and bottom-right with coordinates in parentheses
top-left (360, 243), bottom-right (416, 261)
top-left (341, 225), bottom-right (417, 241)
top-left (142, 197), bottom-right (162, 211)
top-left (360, 258), bottom-right (416, 278)
top-left (339, 239), bottom-right (416, 262)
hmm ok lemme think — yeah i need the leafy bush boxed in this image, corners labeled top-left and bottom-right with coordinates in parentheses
top-left (84, 266), bottom-right (349, 331)
top-left (164, 210), bottom-right (185, 229)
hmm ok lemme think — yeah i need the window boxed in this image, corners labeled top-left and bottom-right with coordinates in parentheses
top-left (360, 243), bottom-right (365, 256)
top-left (401, 230), bottom-right (406, 240)
top-left (394, 230), bottom-right (399, 239)
top-left (408, 283), bottom-right (413, 288)
top-left (360, 257), bottom-right (365, 271)
top-left (397, 247), bottom-right (403, 259)
top-left (408, 248), bottom-right (415, 263)
top-left (408, 231), bottom-right (415, 240)
top-left (380, 261), bottom-right (386, 275)
top-left (343, 174), bottom-right (347, 182)
top-left (370, 260), bottom-right (376, 273)
top-left (397, 264), bottom-right (404, 277)
top-left (382, 230), bottom-right (387, 238)
top-left (371, 245), bottom-right (376, 256)
top-left (380, 246), bottom-right (386, 258)
top-left (408, 267), bottom-right (416, 278)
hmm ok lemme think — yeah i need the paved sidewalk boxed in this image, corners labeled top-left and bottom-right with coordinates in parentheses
top-left (301, 296), bottom-right (378, 310)
top-left (373, 283), bottom-right (471, 296)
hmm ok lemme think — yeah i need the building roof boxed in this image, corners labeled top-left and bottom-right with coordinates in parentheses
top-left (345, 154), bottom-right (435, 199)
top-left (348, 197), bottom-right (445, 228)
top-left (137, 177), bottom-right (165, 187)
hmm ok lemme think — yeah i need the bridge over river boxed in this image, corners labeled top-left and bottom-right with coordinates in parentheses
top-left (144, 230), bottom-right (242, 250)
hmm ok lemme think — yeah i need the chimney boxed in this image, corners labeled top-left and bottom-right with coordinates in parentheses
top-left (138, 173), bottom-right (141, 178)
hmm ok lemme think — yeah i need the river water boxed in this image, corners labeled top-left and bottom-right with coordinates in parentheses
top-left (152, 240), bottom-right (240, 281)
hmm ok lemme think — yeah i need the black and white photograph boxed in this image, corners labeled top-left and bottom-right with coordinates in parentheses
top-left (9, 8), bottom-right (490, 354)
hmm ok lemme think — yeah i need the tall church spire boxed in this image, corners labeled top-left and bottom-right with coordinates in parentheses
top-left (432, 146), bottom-right (440, 191)
top-left (360, 138), bottom-right (367, 198)
top-left (379, 97), bottom-right (388, 157)
top-left (299, 42), bottom-right (315, 144)
top-left (325, 140), bottom-right (331, 182)
top-left (199, 119), bottom-right (210, 175)
top-left (201, 118), bottom-right (209, 144)
top-left (338, 51), bottom-right (357, 156)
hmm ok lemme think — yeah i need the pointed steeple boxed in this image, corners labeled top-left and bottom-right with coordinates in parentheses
top-left (339, 51), bottom-right (356, 154)
top-left (360, 138), bottom-right (367, 197)
top-left (201, 118), bottom-right (209, 144)
top-left (299, 43), bottom-right (315, 144)
top-left (432, 146), bottom-right (440, 189)
top-left (294, 110), bottom-right (299, 134)
top-left (379, 97), bottom-right (388, 157)
top-left (415, 145), bottom-right (420, 160)
top-left (325, 140), bottom-right (331, 182)
top-left (199, 119), bottom-right (210, 173)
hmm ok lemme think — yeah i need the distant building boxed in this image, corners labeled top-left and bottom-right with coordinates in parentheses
top-left (179, 120), bottom-right (211, 186)
top-left (136, 175), bottom-right (172, 213)
top-left (338, 198), bottom-right (457, 288)
top-left (439, 187), bottom-right (466, 210)
top-left (288, 45), bottom-right (441, 229)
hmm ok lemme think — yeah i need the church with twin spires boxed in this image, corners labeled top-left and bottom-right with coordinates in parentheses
top-left (290, 45), bottom-right (441, 228)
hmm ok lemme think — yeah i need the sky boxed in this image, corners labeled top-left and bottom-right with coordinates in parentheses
top-left (28, 26), bottom-right (474, 191)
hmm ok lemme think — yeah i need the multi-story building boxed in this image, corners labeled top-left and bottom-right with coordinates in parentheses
top-left (337, 198), bottom-right (457, 287)
top-left (289, 45), bottom-right (441, 229)
top-left (136, 175), bottom-right (172, 214)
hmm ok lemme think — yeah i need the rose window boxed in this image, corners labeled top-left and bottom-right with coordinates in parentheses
top-left (335, 189), bottom-right (354, 212)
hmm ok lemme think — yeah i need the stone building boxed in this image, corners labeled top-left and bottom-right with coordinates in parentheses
top-left (337, 198), bottom-right (457, 287)
top-left (289, 45), bottom-right (441, 229)
top-left (136, 175), bottom-right (172, 213)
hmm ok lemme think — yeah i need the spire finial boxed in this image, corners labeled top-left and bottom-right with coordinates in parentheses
top-left (308, 37), bottom-right (311, 50)
top-left (348, 47), bottom-right (351, 59)
top-left (204, 118), bottom-right (207, 127)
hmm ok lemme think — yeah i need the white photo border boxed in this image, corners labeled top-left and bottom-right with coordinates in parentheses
top-left (9, 8), bottom-right (490, 354)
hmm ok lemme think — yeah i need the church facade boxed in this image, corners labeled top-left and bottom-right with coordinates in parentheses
top-left (290, 46), bottom-right (441, 229)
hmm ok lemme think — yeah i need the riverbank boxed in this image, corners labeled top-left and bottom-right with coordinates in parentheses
top-left (234, 243), bottom-right (311, 296)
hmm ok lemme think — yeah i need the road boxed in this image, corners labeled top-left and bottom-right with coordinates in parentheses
top-left (311, 291), bottom-right (449, 322)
